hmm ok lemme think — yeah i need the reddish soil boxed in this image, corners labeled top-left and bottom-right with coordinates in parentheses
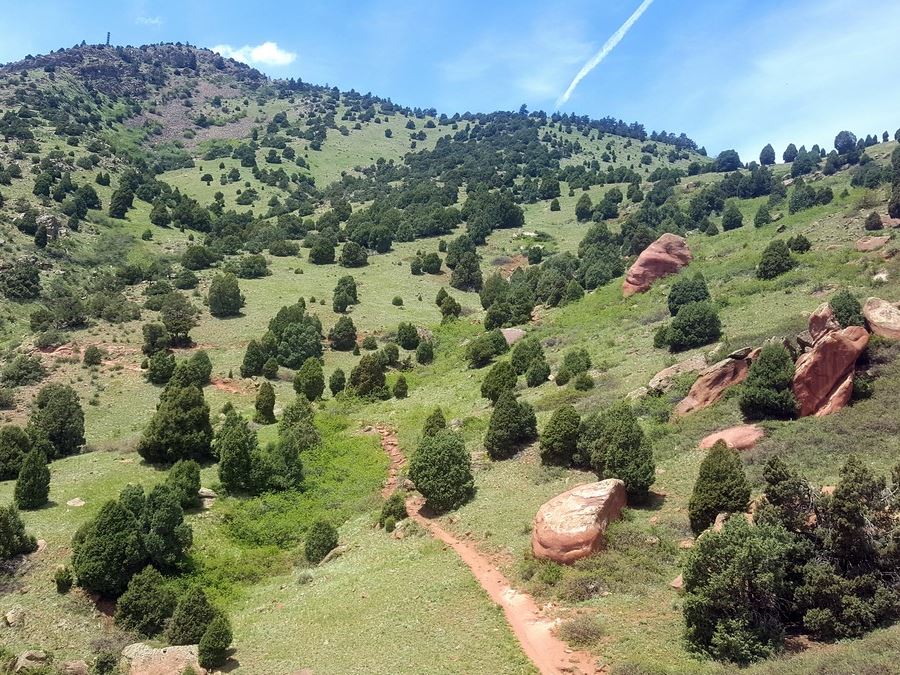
top-left (499, 254), bottom-right (529, 279)
top-left (210, 377), bottom-right (247, 395)
top-left (371, 425), bottom-right (603, 675)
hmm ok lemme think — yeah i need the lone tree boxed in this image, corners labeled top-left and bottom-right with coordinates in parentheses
top-left (721, 203), bottom-right (743, 231)
top-left (759, 143), bottom-right (776, 166)
top-left (539, 405), bottom-right (581, 466)
top-left (159, 293), bottom-right (198, 347)
top-left (329, 369), bottom-right (346, 397)
top-left (254, 381), bottom-right (276, 424)
top-left (396, 322), bottom-right (420, 350)
top-left (688, 441), bottom-right (751, 534)
top-left (483, 390), bottom-right (537, 460)
top-left (14, 448), bottom-right (50, 510)
top-left (408, 429), bottom-right (474, 512)
top-left (208, 273), bottom-right (244, 318)
top-left (756, 240), bottom-right (795, 280)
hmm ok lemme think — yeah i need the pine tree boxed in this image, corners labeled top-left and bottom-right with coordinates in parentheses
top-left (254, 381), bottom-right (276, 424)
top-left (14, 447), bottom-right (49, 510)
top-left (115, 566), bottom-right (176, 637)
top-left (167, 587), bottom-right (219, 645)
top-left (217, 413), bottom-right (257, 493)
top-left (408, 430), bottom-right (473, 512)
top-left (328, 369), bottom-right (346, 397)
top-left (165, 459), bottom-right (201, 510)
top-left (26, 383), bottom-right (84, 459)
top-left (480, 360), bottom-right (517, 403)
top-left (393, 375), bottom-right (408, 399)
top-left (293, 357), bottom-right (324, 401)
top-left (143, 483), bottom-right (192, 569)
top-left (136, 385), bottom-right (213, 464)
top-left (539, 405), bottom-right (581, 466)
top-left (240, 339), bottom-right (266, 377)
top-left (198, 614), bottom-right (233, 669)
top-left (484, 390), bottom-right (537, 460)
top-left (207, 273), bottom-right (244, 317)
top-left (72, 500), bottom-right (147, 597)
top-left (421, 407), bottom-right (447, 437)
top-left (0, 504), bottom-right (37, 560)
top-left (688, 440), bottom-right (751, 534)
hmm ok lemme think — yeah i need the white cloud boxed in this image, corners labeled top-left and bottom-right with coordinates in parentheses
top-left (135, 16), bottom-right (162, 26)
top-left (211, 41), bottom-right (296, 67)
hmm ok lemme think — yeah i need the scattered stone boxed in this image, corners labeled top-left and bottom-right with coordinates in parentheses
top-left (863, 297), bottom-right (900, 340)
top-left (670, 574), bottom-right (684, 591)
top-left (531, 479), bottom-right (627, 564)
top-left (820, 485), bottom-right (836, 496)
top-left (66, 497), bottom-right (85, 507)
top-left (673, 348), bottom-right (759, 417)
top-left (120, 643), bottom-right (206, 675)
top-left (13, 651), bottom-right (47, 673)
top-left (5, 607), bottom-right (24, 626)
top-left (699, 424), bottom-right (765, 451)
top-left (198, 487), bottom-right (217, 509)
top-left (319, 544), bottom-right (349, 565)
top-left (678, 539), bottom-right (694, 550)
top-left (648, 354), bottom-right (706, 392)
top-left (873, 271), bottom-right (889, 283)
top-left (500, 327), bottom-right (525, 346)
top-left (855, 236), bottom-right (890, 252)
top-left (60, 661), bottom-right (89, 675)
top-left (808, 302), bottom-right (840, 343)
top-left (622, 233), bottom-right (692, 297)
top-left (625, 386), bottom-right (648, 401)
top-left (792, 326), bottom-right (869, 417)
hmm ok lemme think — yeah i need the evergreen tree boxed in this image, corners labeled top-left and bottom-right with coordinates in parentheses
top-left (146, 350), bottom-right (175, 385)
top-left (198, 614), bottom-right (233, 669)
top-left (415, 341), bottom-right (434, 365)
top-left (393, 375), bottom-right (408, 399)
top-left (721, 203), bottom-right (744, 231)
top-left (348, 354), bottom-right (387, 399)
top-left (217, 412), bottom-right (257, 493)
top-left (539, 405), bottom-right (581, 466)
top-left (27, 383), bottom-right (84, 459)
top-left (72, 500), bottom-right (146, 597)
top-left (666, 302), bottom-right (722, 351)
top-left (510, 337), bottom-right (543, 375)
top-left (525, 357), bottom-right (550, 387)
top-left (240, 340), bottom-right (266, 377)
top-left (667, 274), bottom-right (710, 317)
top-left (481, 360), bottom-right (517, 403)
top-left (739, 344), bottom-right (797, 420)
top-left (329, 369), bottom-right (346, 397)
top-left (754, 204), bottom-right (771, 227)
top-left (0, 425), bottom-right (31, 481)
top-left (396, 322), bottom-right (420, 350)
top-left (759, 143), bottom-right (776, 166)
top-left (783, 143), bottom-right (798, 163)
top-left (293, 357), bottom-right (325, 401)
top-left (328, 316), bottom-right (357, 351)
top-left (688, 441), bottom-right (751, 534)
top-left (575, 193), bottom-right (593, 222)
top-left (408, 430), bottom-right (474, 512)
top-left (757, 240), bottom-right (795, 279)
top-left (115, 566), bottom-right (176, 636)
top-left (0, 504), bottom-right (37, 560)
top-left (254, 381), bottom-right (276, 424)
top-left (207, 273), bottom-right (244, 318)
top-left (829, 289), bottom-right (864, 327)
top-left (137, 385), bottom-right (213, 464)
top-left (14, 447), bottom-right (49, 509)
top-left (421, 407), bottom-right (447, 437)
top-left (167, 587), bottom-right (219, 645)
top-left (449, 251), bottom-right (483, 291)
top-left (484, 390), bottom-right (537, 460)
top-left (165, 459), bottom-right (201, 510)
top-left (143, 483), bottom-right (192, 569)
top-left (305, 520), bottom-right (338, 563)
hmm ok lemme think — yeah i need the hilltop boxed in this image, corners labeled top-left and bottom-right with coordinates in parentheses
top-left (0, 42), bottom-right (898, 675)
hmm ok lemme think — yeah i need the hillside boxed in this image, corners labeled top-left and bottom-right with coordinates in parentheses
top-left (0, 42), bottom-right (898, 675)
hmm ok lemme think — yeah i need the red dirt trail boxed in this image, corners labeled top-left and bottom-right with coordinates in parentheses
top-left (371, 424), bottom-right (603, 675)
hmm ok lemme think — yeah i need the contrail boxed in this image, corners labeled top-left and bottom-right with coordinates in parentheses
top-left (556, 0), bottom-right (655, 108)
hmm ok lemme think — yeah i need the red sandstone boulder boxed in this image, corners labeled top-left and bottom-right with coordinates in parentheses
top-left (699, 424), bottom-right (765, 450)
top-left (673, 348), bottom-right (759, 417)
top-left (531, 480), bottom-right (626, 564)
top-left (863, 297), bottom-right (900, 340)
top-left (809, 302), bottom-right (839, 344)
top-left (121, 644), bottom-right (206, 675)
top-left (792, 326), bottom-right (868, 417)
top-left (622, 233), bottom-right (692, 297)
top-left (855, 236), bottom-right (890, 252)
top-left (648, 354), bottom-right (706, 391)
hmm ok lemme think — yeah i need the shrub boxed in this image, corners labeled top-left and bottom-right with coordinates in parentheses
top-left (466, 330), bottom-right (509, 368)
top-left (339, 241), bottom-right (368, 268)
top-left (168, 587), bottom-right (219, 645)
top-left (573, 372), bottom-right (594, 390)
top-left (829, 289), bottom-right (864, 327)
top-left (557, 614), bottom-right (604, 648)
top-left (0, 504), bottom-right (37, 559)
top-left (786, 234), bottom-right (811, 253)
top-left (555, 367), bottom-right (571, 386)
top-left (525, 358), bottom-right (550, 387)
top-left (392, 296), bottom-right (403, 306)
top-left (348, 354), bottom-right (387, 399)
top-left (0, 425), bottom-right (30, 481)
top-left (305, 520), bottom-right (338, 564)
top-left (293, 357), bottom-right (325, 401)
top-left (328, 369), bottom-right (346, 397)
top-left (739, 345), bottom-right (797, 420)
top-left (539, 405), bottom-right (581, 466)
top-left (667, 274), bottom-right (710, 317)
top-left (393, 375), bottom-right (408, 399)
top-left (143, 484), bottom-right (192, 570)
top-left (510, 337), bottom-right (543, 375)
top-left (484, 390), bottom-right (537, 460)
top-left (207, 273), bottom-right (244, 317)
top-left (688, 441), bottom-right (751, 534)
top-left (198, 615), bottom-right (233, 669)
top-left (254, 381), bottom-right (276, 424)
top-left (396, 322), bottom-right (420, 350)
top-left (72, 500), bottom-right (146, 597)
top-left (666, 301), bottom-right (722, 351)
top-left (577, 401), bottom-right (655, 498)
top-left (14, 448), bottom-right (50, 509)
top-left (0, 388), bottom-right (14, 410)
top-left (166, 459), bottom-right (201, 510)
top-left (863, 211), bottom-right (883, 231)
top-left (562, 348), bottom-right (591, 375)
top-left (378, 492), bottom-right (408, 528)
top-left (757, 240), bottom-right (795, 279)
top-left (421, 408), bottom-right (447, 437)
top-left (83, 345), bottom-right (104, 367)
top-left (54, 565), bottom-right (73, 593)
top-left (217, 413), bottom-right (258, 493)
top-left (721, 203), bottom-right (743, 231)
top-left (754, 204), bottom-right (771, 227)
top-left (328, 316), bottom-right (357, 351)
top-left (115, 566), bottom-right (176, 636)
top-left (136, 385), bottom-right (213, 464)
top-left (262, 357), bottom-right (279, 380)
top-left (415, 341), bottom-right (434, 365)
top-left (146, 350), bottom-right (175, 385)
top-left (27, 383), bottom-right (84, 459)
top-left (408, 430), bottom-right (474, 512)
top-left (481, 361), bottom-right (517, 403)
top-left (2, 354), bottom-right (46, 386)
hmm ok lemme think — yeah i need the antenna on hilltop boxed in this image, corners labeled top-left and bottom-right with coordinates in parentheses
top-left (106, 32), bottom-right (110, 46)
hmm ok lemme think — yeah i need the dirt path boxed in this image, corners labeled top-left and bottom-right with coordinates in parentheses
top-left (371, 425), bottom-right (603, 675)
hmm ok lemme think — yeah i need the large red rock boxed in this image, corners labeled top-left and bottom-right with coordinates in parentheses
top-left (863, 297), bottom-right (900, 340)
top-left (622, 233), bottom-right (692, 297)
top-left (809, 302), bottom-right (839, 344)
top-left (855, 236), bottom-right (890, 252)
top-left (699, 424), bottom-right (765, 450)
top-left (792, 326), bottom-right (868, 417)
top-left (121, 643), bottom-right (206, 675)
top-left (673, 348), bottom-right (759, 417)
top-left (531, 480), bottom-right (626, 564)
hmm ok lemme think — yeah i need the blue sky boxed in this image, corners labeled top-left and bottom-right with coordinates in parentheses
top-left (2, 0), bottom-right (899, 160)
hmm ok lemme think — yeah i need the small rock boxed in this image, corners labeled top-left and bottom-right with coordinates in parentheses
top-left (670, 574), bottom-right (684, 591)
top-left (856, 235), bottom-right (890, 252)
top-left (863, 297), bottom-right (900, 340)
top-left (5, 608), bottom-right (24, 627)
top-left (198, 487), bottom-right (217, 498)
top-left (60, 661), bottom-right (89, 675)
top-left (66, 497), bottom-right (85, 507)
top-left (13, 650), bottom-right (47, 673)
top-left (678, 539), bottom-right (694, 550)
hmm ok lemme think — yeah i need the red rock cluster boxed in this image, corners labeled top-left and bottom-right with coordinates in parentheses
top-left (673, 347), bottom-right (759, 417)
top-left (622, 233), bottom-right (692, 297)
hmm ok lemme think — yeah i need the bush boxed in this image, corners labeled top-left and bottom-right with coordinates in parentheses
top-left (573, 372), bottom-right (594, 390)
top-left (466, 329), bottom-right (509, 368)
top-left (396, 322), bottom-right (420, 350)
top-left (198, 615), bottom-right (233, 669)
top-left (666, 301), bottom-right (722, 351)
top-left (688, 441), bottom-right (751, 534)
top-left (14, 448), bottom-right (50, 509)
top-left (738, 345), bottom-right (797, 420)
top-left (28, 383), bottom-right (85, 459)
top-left (328, 316), bottom-right (357, 351)
top-left (539, 405), bottom-right (581, 466)
top-left (830, 289), bottom-right (864, 327)
top-left (54, 565), bottom-right (73, 593)
top-left (754, 204), bottom-right (771, 227)
top-left (408, 430), bottom-right (474, 512)
top-left (577, 401), bottom-right (655, 498)
top-left (348, 354), bottom-right (387, 399)
top-left (667, 274), bottom-right (710, 317)
top-left (378, 492), bottom-right (408, 528)
top-left (864, 211), bottom-right (884, 231)
top-left (757, 240), bottom-right (795, 279)
top-left (721, 203), bottom-right (743, 231)
top-left (328, 369), bottom-right (346, 397)
top-left (305, 520), bottom-right (338, 564)
top-left (136, 385), bottom-right (213, 464)
top-left (481, 361), bottom-right (517, 403)
top-left (392, 295), bottom-right (403, 306)
top-left (168, 587), bottom-right (219, 645)
top-left (421, 408), bottom-right (447, 437)
top-left (207, 273), bottom-right (244, 317)
top-left (146, 350), bottom-right (175, 385)
top-left (293, 357), bottom-right (325, 401)
top-left (262, 357), bottom-right (279, 379)
top-left (484, 390), bottom-right (537, 460)
top-left (72, 500), bottom-right (146, 597)
top-left (0, 504), bottom-right (36, 560)
top-left (562, 348), bottom-right (591, 375)
top-left (0, 426), bottom-right (30, 482)
top-left (557, 614), bottom-right (604, 648)
top-left (786, 234), bottom-right (811, 253)
top-left (510, 337), bottom-right (543, 375)
top-left (2, 354), bottom-right (46, 386)
top-left (393, 375), bottom-right (408, 399)
top-left (415, 341), bottom-right (434, 365)
top-left (166, 459), bottom-right (201, 510)
top-left (339, 241), bottom-right (368, 268)
top-left (525, 358), bottom-right (550, 387)
top-left (555, 367), bottom-right (571, 386)
top-left (254, 381), bottom-right (276, 424)
top-left (115, 566), bottom-right (176, 636)
top-left (82, 345), bottom-right (104, 367)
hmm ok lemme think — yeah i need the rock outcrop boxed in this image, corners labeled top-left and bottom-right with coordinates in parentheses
top-left (622, 233), bottom-right (692, 297)
top-left (792, 326), bottom-right (868, 417)
top-left (500, 327), bottom-right (525, 346)
top-left (863, 297), bottom-right (900, 340)
top-left (808, 302), bottom-right (840, 344)
top-left (673, 348), bottom-right (759, 417)
top-left (648, 354), bottom-right (706, 392)
top-left (699, 424), bottom-right (765, 450)
top-left (120, 643), bottom-right (206, 675)
top-left (531, 480), bottom-right (626, 564)
top-left (855, 236), bottom-right (890, 252)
